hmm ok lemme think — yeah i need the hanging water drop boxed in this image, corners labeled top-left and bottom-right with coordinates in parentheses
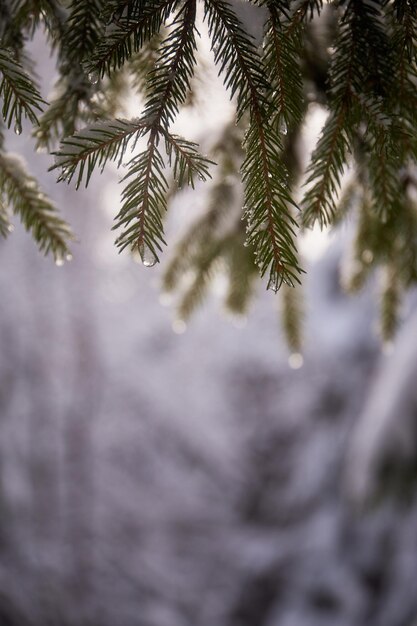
top-left (65, 253), bottom-right (73, 262)
top-left (281, 122), bottom-right (288, 136)
top-left (14, 121), bottom-right (22, 135)
top-left (288, 352), bottom-right (303, 369)
top-left (138, 242), bottom-right (157, 268)
top-left (7, 224), bottom-right (14, 233)
top-left (172, 319), bottom-right (186, 334)
top-left (88, 70), bottom-right (99, 85)
top-left (55, 256), bottom-right (64, 267)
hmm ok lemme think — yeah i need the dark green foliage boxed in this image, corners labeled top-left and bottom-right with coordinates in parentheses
top-left (0, 152), bottom-right (73, 261)
top-left (86, 0), bottom-right (175, 78)
top-left (52, 118), bottom-right (147, 187)
top-left (0, 47), bottom-right (45, 128)
top-left (1, 0), bottom-right (417, 343)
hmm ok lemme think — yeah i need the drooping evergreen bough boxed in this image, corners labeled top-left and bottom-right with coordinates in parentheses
top-left (0, 0), bottom-right (416, 345)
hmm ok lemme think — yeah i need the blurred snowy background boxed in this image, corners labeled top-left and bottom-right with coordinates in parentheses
top-left (1, 9), bottom-right (417, 626)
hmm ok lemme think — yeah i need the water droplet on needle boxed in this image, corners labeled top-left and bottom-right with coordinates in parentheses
top-left (88, 70), bottom-right (99, 85)
top-left (288, 353), bottom-right (303, 369)
top-left (138, 242), bottom-right (157, 267)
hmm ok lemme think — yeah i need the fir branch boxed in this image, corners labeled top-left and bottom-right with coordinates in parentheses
top-left (110, 0), bottom-right (199, 259)
top-left (303, 0), bottom-right (396, 228)
top-left (243, 120), bottom-right (302, 290)
top-left (143, 0), bottom-right (198, 127)
top-left (203, 0), bottom-right (268, 120)
top-left (10, 0), bottom-right (68, 46)
top-left (86, 0), bottom-right (176, 78)
top-left (302, 1), bottom-right (358, 227)
top-left (51, 118), bottom-right (146, 188)
top-left (0, 152), bottom-right (73, 260)
top-left (302, 107), bottom-right (351, 228)
top-left (205, 0), bottom-right (302, 290)
top-left (0, 47), bottom-right (46, 128)
top-left (62, 0), bottom-right (105, 64)
top-left (163, 131), bottom-right (213, 188)
top-left (113, 139), bottom-right (168, 260)
top-left (263, 3), bottom-right (304, 129)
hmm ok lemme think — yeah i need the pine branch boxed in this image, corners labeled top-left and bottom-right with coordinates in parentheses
top-left (143, 0), bottom-right (197, 127)
top-left (110, 0), bottom-right (199, 260)
top-left (204, 0), bottom-right (268, 120)
top-left (163, 131), bottom-right (213, 188)
top-left (302, 107), bottom-right (351, 228)
top-left (86, 0), bottom-right (176, 78)
top-left (0, 152), bottom-right (73, 261)
top-left (114, 128), bottom-right (213, 263)
top-left (163, 120), bottom-right (243, 296)
top-left (0, 47), bottom-right (46, 128)
top-left (51, 118), bottom-right (147, 188)
top-left (263, 3), bottom-right (304, 130)
top-left (62, 0), bottom-right (105, 64)
top-left (302, 2), bottom-right (359, 227)
top-left (205, 0), bottom-right (302, 290)
top-left (11, 0), bottom-right (68, 48)
top-left (113, 139), bottom-right (168, 261)
top-left (303, 0), bottom-right (396, 228)
top-left (243, 120), bottom-right (302, 289)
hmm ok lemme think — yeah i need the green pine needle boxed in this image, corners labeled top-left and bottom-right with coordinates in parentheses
top-left (0, 47), bottom-right (46, 128)
top-left (0, 152), bottom-right (73, 261)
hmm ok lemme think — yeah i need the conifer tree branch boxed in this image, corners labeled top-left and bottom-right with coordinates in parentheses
top-left (263, 3), bottom-right (304, 129)
top-left (113, 134), bottom-right (168, 259)
top-left (203, 0), bottom-right (268, 120)
top-left (0, 47), bottom-right (46, 128)
top-left (86, 0), bottom-right (176, 77)
top-left (0, 152), bottom-right (73, 260)
top-left (51, 118), bottom-right (147, 188)
top-left (143, 0), bottom-right (197, 128)
top-left (62, 0), bottom-right (105, 64)
top-left (110, 0), bottom-right (199, 260)
top-left (302, 106), bottom-right (350, 228)
top-left (204, 0), bottom-right (302, 289)
top-left (162, 130), bottom-right (213, 188)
